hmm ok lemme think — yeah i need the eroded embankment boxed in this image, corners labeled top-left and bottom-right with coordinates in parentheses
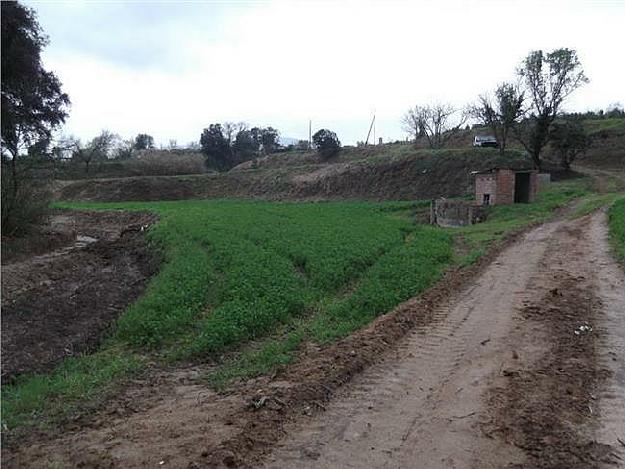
top-left (56, 151), bottom-right (531, 203)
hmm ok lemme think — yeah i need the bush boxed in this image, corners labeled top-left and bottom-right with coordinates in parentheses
top-left (1, 160), bottom-right (52, 236)
top-left (312, 129), bottom-right (341, 160)
top-left (53, 151), bottom-right (207, 180)
top-left (609, 198), bottom-right (625, 264)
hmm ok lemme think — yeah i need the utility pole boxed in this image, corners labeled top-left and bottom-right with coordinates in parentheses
top-left (309, 119), bottom-right (312, 149)
top-left (365, 113), bottom-right (376, 145)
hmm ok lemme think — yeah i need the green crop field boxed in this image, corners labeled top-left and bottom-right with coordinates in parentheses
top-left (2, 178), bottom-right (596, 431)
top-left (3, 199), bottom-right (454, 429)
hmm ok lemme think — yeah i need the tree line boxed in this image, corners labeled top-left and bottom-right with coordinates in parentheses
top-left (402, 48), bottom-right (593, 170)
top-left (1, 0), bottom-right (619, 232)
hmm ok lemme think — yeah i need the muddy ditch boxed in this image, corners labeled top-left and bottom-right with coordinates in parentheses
top-left (1, 210), bottom-right (159, 383)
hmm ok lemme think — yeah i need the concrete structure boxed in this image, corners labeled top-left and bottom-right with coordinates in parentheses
top-left (430, 199), bottom-right (488, 227)
top-left (474, 168), bottom-right (538, 206)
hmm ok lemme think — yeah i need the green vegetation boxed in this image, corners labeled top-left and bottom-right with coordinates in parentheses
top-left (3, 199), bottom-right (452, 429)
top-left (3, 348), bottom-right (140, 430)
top-left (609, 198), bottom-right (625, 264)
top-left (569, 193), bottom-right (622, 219)
top-left (2, 178), bottom-right (597, 430)
top-left (584, 117), bottom-right (625, 134)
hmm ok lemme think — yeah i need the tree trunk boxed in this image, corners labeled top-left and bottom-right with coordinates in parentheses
top-left (531, 151), bottom-right (542, 171)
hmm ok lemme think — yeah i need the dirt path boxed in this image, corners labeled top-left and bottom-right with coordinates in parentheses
top-left (265, 211), bottom-right (625, 468)
top-left (5, 210), bottom-right (624, 468)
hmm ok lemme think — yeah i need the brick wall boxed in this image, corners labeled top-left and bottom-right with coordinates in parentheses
top-left (496, 169), bottom-right (515, 205)
top-left (475, 173), bottom-right (497, 205)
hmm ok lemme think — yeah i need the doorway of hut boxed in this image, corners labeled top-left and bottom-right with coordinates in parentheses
top-left (514, 172), bottom-right (531, 203)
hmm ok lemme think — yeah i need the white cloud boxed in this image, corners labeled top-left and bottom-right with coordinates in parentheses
top-left (30, 0), bottom-right (625, 146)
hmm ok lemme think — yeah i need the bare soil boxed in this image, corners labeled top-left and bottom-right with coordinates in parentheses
top-left (1, 210), bottom-right (158, 382)
top-left (55, 152), bottom-right (533, 203)
top-left (4, 211), bottom-right (625, 468)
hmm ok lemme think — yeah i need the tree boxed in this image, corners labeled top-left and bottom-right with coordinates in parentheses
top-left (232, 129), bottom-right (258, 163)
top-left (312, 129), bottom-right (341, 160)
top-left (66, 130), bottom-right (119, 173)
top-left (222, 122), bottom-right (237, 145)
top-left (1, 1), bottom-right (70, 233)
top-left (402, 104), bottom-right (466, 149)
top-left (549, 121), bottom-right (589, 171)
top-left (115, 139), bottom-right (134, 160)
top-left (515, 48), bottom-right (588, 170)
top-left (468, 83), bottom-right (525, 154)
top-left (90, 130), bottom-right (119, 159)
top-left (134, 133), bottom-right (154, 150)
top-left (260, 127), bottom-right (280, 154)
top-left (200, 124), bottom-right (232, 171)
top-left (250, 127), bottom-right (262, 148)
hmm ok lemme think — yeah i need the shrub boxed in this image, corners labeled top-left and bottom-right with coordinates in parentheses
top-left (1, 160), bottom-right (52, 236)
top-left (312, 129), bottom-right (341, 160)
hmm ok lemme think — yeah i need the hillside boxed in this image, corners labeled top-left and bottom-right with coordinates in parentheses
top-left (57, 148), bottom-right (533, 202)
top-left (577, 118), bottom-right (625, 170)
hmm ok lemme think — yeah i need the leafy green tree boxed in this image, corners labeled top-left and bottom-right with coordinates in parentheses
top-left (200, 124), bottom-right (232, 171)
top-left (549, 121), bottom-right (589, 171)
top-left (260, 127), bottom-right (280, 154)
top-left (134, 133), bottom-right (154, 150)
top-left (312, 129), bottom-right (341, 160)
top-left (515, 48), bottom-right (588, 170)
top-left (232, 129), bottom-right (258, 163)
top-left (469, 83), bottom-right (525, 154)
top-left (1, 1), bottom-right (70, 232)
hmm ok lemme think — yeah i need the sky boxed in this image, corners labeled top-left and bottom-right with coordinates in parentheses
top-left (26, 0), bottom-right (625, 147)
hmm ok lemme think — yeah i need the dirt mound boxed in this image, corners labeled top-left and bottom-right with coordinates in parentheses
top-left (1, 211), bottom-right (159, 382)
top-left (57, 150), bottom-right (532, 203)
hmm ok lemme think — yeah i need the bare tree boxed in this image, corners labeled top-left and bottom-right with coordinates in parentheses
top-left (114, 139), bottom-right (134, 160)
top-left (402, 104), bottom-right (467, 149)
top-left (66, 130), bottom-right (119, 173)
top-left (468, 82), bottom-right (525, 154)
top-left (515, 48), bottom-right (588, 169)
top-left (222, 122), bottom-right (236, 145)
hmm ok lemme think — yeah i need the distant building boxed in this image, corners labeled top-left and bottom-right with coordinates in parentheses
top-left (474, 168), bottom-right (538, 205)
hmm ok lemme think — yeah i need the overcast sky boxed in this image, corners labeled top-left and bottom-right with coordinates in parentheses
top-left (27, 0), bottom-right (625, 147)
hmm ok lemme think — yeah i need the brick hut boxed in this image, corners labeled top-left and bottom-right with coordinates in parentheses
top-left (474, 168), bottom-right (538, 205)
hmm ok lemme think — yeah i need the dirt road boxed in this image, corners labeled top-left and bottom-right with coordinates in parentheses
top-left (5, 210), bottom-right (624, 468)
top-left (265, 210), bottom-right (625, 468)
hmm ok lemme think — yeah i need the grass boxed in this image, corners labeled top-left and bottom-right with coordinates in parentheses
top-left (2, 178), bottom-right (596, 430)
top-left (584, 117), bottom-right (625, 134)
top-left (609, 198), bottom-right (625, 264)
